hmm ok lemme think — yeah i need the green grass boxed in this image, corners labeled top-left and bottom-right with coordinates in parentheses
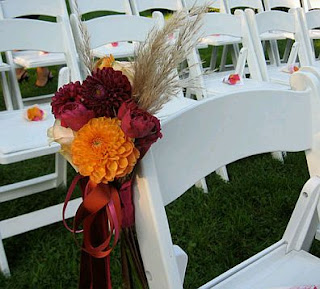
top-left (1, 28), bottom-right (320, 289)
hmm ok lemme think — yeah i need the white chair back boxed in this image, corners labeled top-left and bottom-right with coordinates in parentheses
top-left (1, 0), bottom-right (68, 18)
top-left (183, 0), bottom-right (225, 10)
top-left (68, 0), bottom-right (138, 66)
top-left (187, 10), bottom-right (263, 99)
top-left (302, 0), bottom-right (320, 11)
top-left (70, 11), bottom-right (164, 78)
top-left (134, 71), bottom-right (320, 288)
top-left (245, 8), bottom-right (311, 81)
top-left (130, 0), bottom-right (184, 14)
top-left (0, 0), bottom-right (80, 109)
top-left (263, 0), bottom-right (301, 10)
top-left (226, 0), bottom-right (264, 13)
top-left (68, 0), bottom-right (132, 16)
top-left (294, 8), bottom-right (319, 65)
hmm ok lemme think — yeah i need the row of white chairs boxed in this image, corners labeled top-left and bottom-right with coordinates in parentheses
top-left (2, 0), bottom-right (315, 111)
top-left (0, 0), bottom-right (320, 279)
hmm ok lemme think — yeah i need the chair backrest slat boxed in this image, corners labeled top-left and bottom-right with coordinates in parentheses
top-left (254, 10), bottom-right (296, 33)
top-left (1, 0), bottom-right (67, 18)
top-left (130, 0), bottom-right (184, 13)
top-left (305, 9), bottom-right (320, 29)
top-left (0, 19), bottom-right (65, 52)
top-left (264, 0), bottom-right (301, 10)
top-left (183, 0), bottom-right (223, 10)
top-left (69, 0), bottom-right (132, 15)
top-left (148, 88), bottom-right (312, 206)
top-left (198, 12), bottom-right (243, 37)
top-left (82, 15), bottom-right (161, 49)
top-left (227, 0), bottom-right (264, 12)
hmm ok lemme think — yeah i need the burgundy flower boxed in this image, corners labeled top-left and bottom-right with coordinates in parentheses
top-left (118, 99), bottom-right (162, 158)
top-left (135, 122), bottom-right (162, 158)
top-left (60, 102), bottom-right (95, 131)
top-left (119, 179), bottom-right (135, 228)
top-left (81, 67), bottom-right (132, 117)
top-left (51, 81), bottom-right (82, 118)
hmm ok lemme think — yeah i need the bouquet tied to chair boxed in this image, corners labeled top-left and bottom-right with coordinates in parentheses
top-left (48, 5), bottom-right (206, 289)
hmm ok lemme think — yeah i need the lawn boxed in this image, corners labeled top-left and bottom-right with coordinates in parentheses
top-left (1, 18), bottom-right (320, 289)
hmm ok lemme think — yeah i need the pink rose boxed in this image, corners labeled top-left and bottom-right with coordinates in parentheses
top-left (60, 102), bottom-right (95, 131)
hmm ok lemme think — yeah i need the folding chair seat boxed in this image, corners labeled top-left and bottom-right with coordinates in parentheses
top-left (0, 13), bottom-right (81, 276)
top-left (133, 70), bottom-right (320, 289)
top-left (0, 0), bottom-right (72, 109)
top-left (68, 0), bottom-right (135, 61)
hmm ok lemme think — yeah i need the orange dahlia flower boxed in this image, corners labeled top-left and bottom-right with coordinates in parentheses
top-left (71, 117), bottom-right (140, 184)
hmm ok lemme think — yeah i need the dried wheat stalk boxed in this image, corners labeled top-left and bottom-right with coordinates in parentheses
top-left (73, 0), bottom-right (94, 76)
top-left (132, 6), bottom-right (208, 114)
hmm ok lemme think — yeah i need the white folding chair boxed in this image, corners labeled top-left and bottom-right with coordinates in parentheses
top-left (0, 14), bottom-right (82, 276)
top-left (215, 0), bottom-right (265, 71)
top-left (262, 0), bottom-right (301, 65)
top-left (134, 70), bottom-right (320, 289)
top-left (0, 0), bottom-right (72, 109)
top-left (299, 8), bottom-right (320, 64)
top-left (245, 8), bottom-right (312, 86)
top-left (183, 0), bottom-right (243, 71)
top-left (187, 10), bottom-right (287, 100)
top-left (68, 0), bottom-right (136, 62)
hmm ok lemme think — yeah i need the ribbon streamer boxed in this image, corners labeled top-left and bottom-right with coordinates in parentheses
top-left (63, 174), bottom-right (122, 289)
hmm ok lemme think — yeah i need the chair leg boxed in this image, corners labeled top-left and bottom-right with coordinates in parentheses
top-left (0, 233), bottom-right (10, 277)
top-left (282, 39), bottom-right (294, 63)
top-left (215, 166), bottom-right (229, 182)
top-left (55, 153), bottom-right (67, 188)
top-left (5, 51), bottom-right (24, 109)
top-left (271, 152), bottom-right (284, 162)
top-left (269, 40), bottom-right (281, 66)
top-left (283, 176), bottom-right (320, 252)
top-left (210, 46), bottom-right (218, 70)
top-left (195, 178), bottom-right (208, 193)
top-left (1, 71), bottom-right (13, 110)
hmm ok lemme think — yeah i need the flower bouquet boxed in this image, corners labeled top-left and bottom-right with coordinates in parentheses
top-left (48, 5), bottom-right (205, 289)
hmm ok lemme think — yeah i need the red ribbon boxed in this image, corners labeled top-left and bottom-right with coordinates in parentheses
top-left (63, 174), bottom-right (122, 289)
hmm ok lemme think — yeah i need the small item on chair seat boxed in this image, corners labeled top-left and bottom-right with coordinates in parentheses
top-left (111, 42), bottom-right (119, 47)
top-left (281, 64), bottom-right (299, 74)
top-left (222, 73), bottom-right (242, 85)
top-left (25, 105), bottom-right (46, 121)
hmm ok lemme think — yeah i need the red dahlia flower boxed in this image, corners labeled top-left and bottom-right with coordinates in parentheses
top-left (51, 81), bottom-right (82, 118)
top-left (81, 67), bottom-right (132, 117)
top-left (118, 100), bottom-right (162, 157)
